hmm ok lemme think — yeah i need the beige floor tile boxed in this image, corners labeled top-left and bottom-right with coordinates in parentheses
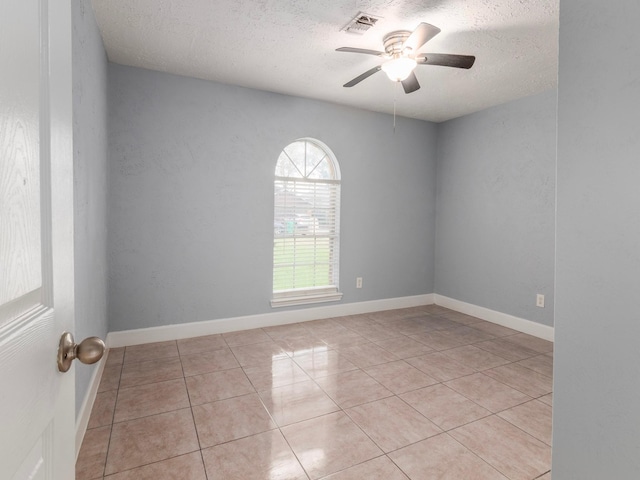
top-left (469, 322), bottom-right (519, 337)
top-left (388, 433), bottom-right (508, 480)
top-left (243, 357), bottom-right (310, 390)
top-left (258, 379), bottom-right (339, 426)
top-left (449, 416), bottom-right (551, 480)
top-left (103, 452), bottom-right (206, 479)
top-left (177, 334), bottom-right (227, 355)
top-left (114, 378), bottom-right (190, 423)
top-left (539, 392), bottom-right (553, 406)
top-left (317, 329), bottom-right (370, 348)
top-left (345, 396), bottom-right (441, 452)
top-left (263, 322), bottom-right (309, 339)
top-left (373, 336), bottom-right (434, 359)
top-left (315, 369), bottom-right (393, 409)
top-left (124, 341), bottom-right (179, 364)
top-left (181, 348), bottom-right (239, 376)
top-left (422, 305), bottom-right (454, 315)
top-left (417, 315), bottom-right (463, 331)
top-left (517, 353), bottom-right (554, 378)
top-left (406, 352), bottom-right (476, 382)
top-left (497, 399), bottom-right (553, 445)
top-left (445, 373), bottom-right (532, 413)
top-left (409, 330), bottom-right (468, 350)
top-left (401, 384), bottom-right (491, 431)
top-left (399, 307), bottom-right (434, 316)
top-left (364, 360), bottom-right (438, 394)
top-left (503, 333), bottom-right (554, 354)
top-left (230, 341), bottom-right (288, 367)
top-left (193, 393), bottom-right (276, 448)
top-left (119, 357), bottom-right (184, 389)
top-left (98, 364), bottom-right (122, 392)
top-left (436, 311), bottom-right (485, 325)
top-left (106, 347), bottom-right (125, 366)
top-left (440, 345), bottom-right (511, 371)
top-left (444, 326), bottom-right (497, 344)
top-left (337, 342), bottom-right (399, 368)
top-left (401, 306), bottom-right (436, 316)
top-left (320, 455), bottom-right (409, 480)
top-left (367, 310), bottom-right (403, 322)
top-left (88, 390), bottom-right (117, 428)
top-left (76, 425), bottom-right (111, 480)
top-left (275, 334), bottom-right (329, 357)
top-left (538, 472), bottom-right (552, 479)
top-left (334, 314), bottom-right (375, 328)
top-left (185, 368), bottom-right (254, 405)
top-left (222, 328), bottom-right (272, 347)
top-left (201, 429), bottom-right (307, 480)
top-left (282, 411), bottom-right (383, 479)
top-left (105, 409), bottom-right (199, 475)
top-left (387, 318), bottom-right (438, 336)
top-left (304, 319), bottom-right (350, 335)
top-left (349, 324), bottom-right (404, 343)
top-left (483, 363), bottom-right (553, 397)
top-left (474, 337), bottom-right (541, 361)
top-left (292, 349), bottom-right (358, 378)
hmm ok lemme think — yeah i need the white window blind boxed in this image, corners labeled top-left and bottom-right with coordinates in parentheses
top-left (272, 139), bottom-right (342, 307)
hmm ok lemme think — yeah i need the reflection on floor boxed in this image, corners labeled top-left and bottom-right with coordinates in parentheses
top-left (77, 305), bottom-right (553, 479)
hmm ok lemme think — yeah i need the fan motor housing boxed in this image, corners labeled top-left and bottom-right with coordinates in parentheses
top-left (383, 30), bottom-right (412, 55)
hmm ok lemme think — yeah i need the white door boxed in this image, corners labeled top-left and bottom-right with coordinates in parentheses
top-left (0, 0), bottom-right (76, 478)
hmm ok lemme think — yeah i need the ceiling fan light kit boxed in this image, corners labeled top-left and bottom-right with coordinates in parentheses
top-left (337, 22), bottom-right (475, 94)
top-left (381, 56), bottom-right (417, 81)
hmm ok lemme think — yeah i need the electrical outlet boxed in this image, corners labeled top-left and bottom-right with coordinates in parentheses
top-left (536, 294), bottom-right (545, 308)
top-left (356, 277), bottom-right (363, 289)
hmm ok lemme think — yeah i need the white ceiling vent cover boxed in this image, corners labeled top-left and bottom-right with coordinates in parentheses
top-left (342, 12), bottom-right (381, 35)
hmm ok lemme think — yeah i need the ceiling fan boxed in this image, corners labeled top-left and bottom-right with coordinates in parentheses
top-left (336, 22), bottom-right (475, 94)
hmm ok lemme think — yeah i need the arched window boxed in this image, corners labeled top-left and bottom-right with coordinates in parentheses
top-left (272, 139), bottom-right (342, 307)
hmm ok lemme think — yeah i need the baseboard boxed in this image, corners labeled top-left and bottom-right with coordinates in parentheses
top-left (75, 349), bottom-right (108, 460)
top-left (104, 292), bottom-right (553, 348)
top-left (106, 294), bottom-right (435, 348)
top-left (434, 294), bottom-right (554, 342)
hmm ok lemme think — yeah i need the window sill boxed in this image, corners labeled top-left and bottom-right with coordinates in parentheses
top-left (270, 289), bottom-right (343, 308)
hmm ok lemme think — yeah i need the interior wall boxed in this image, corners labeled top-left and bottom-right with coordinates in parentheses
top-left (434, 90), bottom-right (557, 326)
top-left (71, 0), bottom-right (109, 417)
top-left (553, 0), bottom-right (640, 476)
top-left (107, 64), bottom-right (438, 332)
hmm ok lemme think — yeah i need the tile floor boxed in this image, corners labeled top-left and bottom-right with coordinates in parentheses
top-left (76, 305), bottom-right (553, 480)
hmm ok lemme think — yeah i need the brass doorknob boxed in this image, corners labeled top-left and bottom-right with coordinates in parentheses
top-left (57, 332), bottom-right (106, 372)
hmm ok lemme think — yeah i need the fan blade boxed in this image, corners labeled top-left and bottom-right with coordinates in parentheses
top-left (417, 53), bottom-right (476, 69)
top-left (336, 47), bottom-right (385, 56)
top-left (401, 71), bottom-right (420, 94)
top-left (403, 23), bottom-right (441, 53)
top-left (343, 66), bottom-right (382, 87)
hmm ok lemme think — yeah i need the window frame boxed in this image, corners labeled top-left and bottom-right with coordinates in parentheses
top-left (271, 138), bottom-right (342, 308)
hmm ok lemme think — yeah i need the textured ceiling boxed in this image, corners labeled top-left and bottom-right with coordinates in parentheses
top-left (91, 0), bottom-right (558, 123)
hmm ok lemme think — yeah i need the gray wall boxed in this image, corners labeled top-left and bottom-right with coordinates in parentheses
top-left (434, 90), bottom-right (556, 326)
top-left (107, 64), bottom-right (438, 332)
top-left (72, 0), bottom-right (109, 416)
top-left (553, 0), bottom-right (640, 476)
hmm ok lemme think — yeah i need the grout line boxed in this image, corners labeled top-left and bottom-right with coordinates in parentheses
top-left (98, 349), bottom-right (124, 478)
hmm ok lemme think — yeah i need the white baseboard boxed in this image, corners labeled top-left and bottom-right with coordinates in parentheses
top-left (75, 350), bottom-right (108, 460)
top-left (434, 294), bottom-right (554, 342)
top-left (106, 294), bottom-right (435, 348)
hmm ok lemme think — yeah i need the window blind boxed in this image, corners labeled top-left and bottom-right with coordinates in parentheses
top-left (272, 140), bottom-right (341, 306)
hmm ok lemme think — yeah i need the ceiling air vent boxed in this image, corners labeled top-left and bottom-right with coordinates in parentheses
top-left (342, 12), bottom-right (381, 35)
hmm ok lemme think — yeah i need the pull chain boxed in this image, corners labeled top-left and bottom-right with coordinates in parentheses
top-left (393, 81), bottom-right (399, 133)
